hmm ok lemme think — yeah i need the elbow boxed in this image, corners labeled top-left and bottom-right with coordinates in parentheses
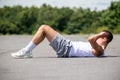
top-left (88, 36), bottom-right (93, 43)
top-left (88, 36), bottom-right (96, 44)
top-left (88, 38), bottom-right (91, 42)
top-left (94, 54), bottom-right (100, 57)
top-left (88, 35), bottom-right (97, 43)
top-left (93, 51), bottom-right (103, 57)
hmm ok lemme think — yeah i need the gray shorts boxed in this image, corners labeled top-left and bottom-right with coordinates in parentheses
top-left (49, 33), bottom-right (72, 57)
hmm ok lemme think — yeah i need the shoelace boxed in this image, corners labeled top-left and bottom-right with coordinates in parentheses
top-left (19, 49), bottom-right (25, 55)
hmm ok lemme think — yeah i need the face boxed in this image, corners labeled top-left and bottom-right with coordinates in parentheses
top-left (96, 36), bottom-right (107, 45)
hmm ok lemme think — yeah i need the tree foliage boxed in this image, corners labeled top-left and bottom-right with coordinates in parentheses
top-left (0, 1), bottom-right (120, 35)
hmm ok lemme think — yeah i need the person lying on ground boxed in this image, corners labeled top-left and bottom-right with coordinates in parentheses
top-left (11, 25), bottom-right (113, 58)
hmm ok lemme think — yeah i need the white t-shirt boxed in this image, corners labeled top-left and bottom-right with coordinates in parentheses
top-left (69, 41), bottom-right (95, 57)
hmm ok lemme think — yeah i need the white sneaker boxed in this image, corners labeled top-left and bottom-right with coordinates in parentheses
top-left (11, 48), bottom-right (33, 59)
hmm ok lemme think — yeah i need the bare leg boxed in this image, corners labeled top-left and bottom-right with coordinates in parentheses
top-left (32, 25), bottom-right (57, 45)
top-left (11, 25), bottom-right (58, 58)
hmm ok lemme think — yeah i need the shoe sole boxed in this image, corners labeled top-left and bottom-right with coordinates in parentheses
top-left (11, 53), bottom-right (33, 59)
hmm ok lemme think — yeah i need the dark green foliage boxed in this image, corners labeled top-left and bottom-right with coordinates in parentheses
top-left (0, 1), bottom-right (120, 35)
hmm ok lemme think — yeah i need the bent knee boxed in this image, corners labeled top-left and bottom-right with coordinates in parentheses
top-left (41, 24), bottom-right (50, 28)
top-left (38, 24), bottom-right (50, 31)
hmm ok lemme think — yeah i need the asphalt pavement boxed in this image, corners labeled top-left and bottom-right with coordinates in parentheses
top-left (0, 35), bottom-right (120, 80)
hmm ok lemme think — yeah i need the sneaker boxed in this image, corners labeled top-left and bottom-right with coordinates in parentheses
top-left (11, 48), bottom-right (33, 59)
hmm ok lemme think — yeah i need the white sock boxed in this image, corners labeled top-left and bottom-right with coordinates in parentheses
top-left (25, 41), bottom-right (36, 52)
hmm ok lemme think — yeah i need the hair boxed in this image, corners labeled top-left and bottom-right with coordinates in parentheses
top-left (102, 30), bottom-right (113, 43)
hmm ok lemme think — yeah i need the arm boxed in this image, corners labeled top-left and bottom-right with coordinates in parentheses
top-left (88, 32), bottom-right (105, 57)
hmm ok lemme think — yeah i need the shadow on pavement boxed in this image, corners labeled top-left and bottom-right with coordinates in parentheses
top-left (32, 55), bottom-right (120, 59)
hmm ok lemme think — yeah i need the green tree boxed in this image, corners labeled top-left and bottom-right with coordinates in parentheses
top-left (100, 1), bottom-right (120, 32)
top-left (0, 1), bottom-right (120, 35)
top-left (0, 20), bottom-right (17, 34)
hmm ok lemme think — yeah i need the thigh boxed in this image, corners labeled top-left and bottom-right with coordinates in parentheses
top-left (42, 25), bottom-right (58, 42)
top-left (49, 33), bottom-right (71, 57)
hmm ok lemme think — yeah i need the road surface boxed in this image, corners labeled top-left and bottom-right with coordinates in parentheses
top-left (0, 35), bottom-right (120, 80)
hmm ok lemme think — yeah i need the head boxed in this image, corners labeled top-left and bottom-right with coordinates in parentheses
top-left (96, 30), bottom-right (113, 47)
top-left (102, 30), bottom-right (113, 44)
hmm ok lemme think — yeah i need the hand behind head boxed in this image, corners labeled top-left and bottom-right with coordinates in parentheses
top-left (99, 32), bottom-right (106, 37)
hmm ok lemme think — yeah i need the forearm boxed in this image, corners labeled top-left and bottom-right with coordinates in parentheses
top-left (88, 34), bottom-right (101, 43)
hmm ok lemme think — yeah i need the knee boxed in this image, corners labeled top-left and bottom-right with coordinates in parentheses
top-left (38, 24), bottom-right (50, 31)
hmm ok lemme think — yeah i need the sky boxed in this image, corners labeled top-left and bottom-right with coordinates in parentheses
top-left (0, 0), bottom-right (119, 11)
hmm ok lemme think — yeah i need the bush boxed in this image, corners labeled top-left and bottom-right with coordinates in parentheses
top-left (0, 20), bottom-right (17, 34)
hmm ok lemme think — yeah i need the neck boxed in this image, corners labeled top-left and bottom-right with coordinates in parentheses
top-left (98, 42), bottom-right (107, 49)
top-left (101, 43), bottom-right (108, 49)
